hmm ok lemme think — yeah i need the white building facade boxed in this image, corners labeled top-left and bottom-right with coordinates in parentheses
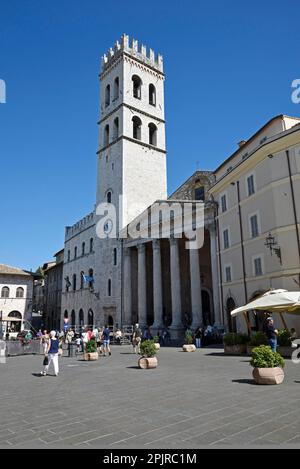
top-left (0, 264), bottom-right (34, 336)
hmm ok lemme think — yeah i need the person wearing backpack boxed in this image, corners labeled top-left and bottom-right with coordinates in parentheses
top-left (40, 330), bottom-right (60, 376)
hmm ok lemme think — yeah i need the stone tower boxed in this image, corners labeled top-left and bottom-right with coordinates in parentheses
top-left (96, 33), bottom-right (167, 229)
top-left (94, 34), bottom-right (167, 327)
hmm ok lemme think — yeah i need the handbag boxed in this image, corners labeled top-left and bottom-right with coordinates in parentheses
top-left (43, 356), bottom-right (49, 366)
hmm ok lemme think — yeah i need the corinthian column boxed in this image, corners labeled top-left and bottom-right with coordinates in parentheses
top-left (152, 239), bottom-right (163, 329)
top-left (189, 247), bottom-right (203, 329)
top-left (138, 243), bottom-right (147, 328)
top-left (170, 237), bottom-right (183, 333)
top-left (123, 247), bottom-right (132, 326)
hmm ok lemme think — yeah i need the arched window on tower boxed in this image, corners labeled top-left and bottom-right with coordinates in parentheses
top-left (71, 310), bottom-right (75, 326)
top-left (74, 246), bottom-right (77, 259)
top-left (1, 286), bottom-right (9, 298)
top-left (108, 279), bottom-right (112, 297)
top-left (132, 116), bottom-right (142, 140)
top-left (82, 242), bottom-right (85, 256)
top-left (80, 271), bottom-right (84, 290)
top-left (105, 84), bottom-right (110, 107)
top-left (90, 238), bottom-right (94, 253)
top-left (149, 123), bottom-right (157, 146)
top-left (16, 287), bottom-right (24, 298)
top-left (132, 75), bottom-right (142, 99)
top-left (72, 274), bottom-right (77, 291)
top-left (113, 248), bottom-right (117, 266)
top-left (113, 117), bottom-right (119, 140)
top-left (104, 124), bottom-right (110, 147)
top-left (149, 84), bottom-right (156, 106)
top-left (114, 77), bottom-right (119, 100)
top-left (107, 191), bottom-right (112, 204)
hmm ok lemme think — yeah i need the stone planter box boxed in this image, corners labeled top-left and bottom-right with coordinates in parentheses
top-left (277, 346), bottom-right (293, 358)
top-left (224, 344), bottom-right (247, 355)
top-left (138, 357), bottom-right (158, 369)
top-left (182, 344), bottom-right (196, 352)
top-left (252, 367), bottom-right (284, 385)
top-left (84, 352), bottom-right (99, 361)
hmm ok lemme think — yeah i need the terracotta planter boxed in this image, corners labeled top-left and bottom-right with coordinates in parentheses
top-left (182, 344), bottom-right (196, 352)
top-left (252, 367), bottom-right (284, 385)
top-left (84, 352), bottom-right (99, 361)
top-left (154, 343), bottom-right (160, 350)
top-left (224, 344), bottom-right (247, 355)
top-left (277, 346), bottom-right (293, 358)
top-left (138, 356), bottom-right (158, 369)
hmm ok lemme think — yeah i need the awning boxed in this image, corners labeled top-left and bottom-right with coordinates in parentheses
top-left (231, 289), bottom-right (300, 317)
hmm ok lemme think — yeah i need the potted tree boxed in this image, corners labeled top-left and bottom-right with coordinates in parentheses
top-left (182, 329), bottom-right (196, 352)
top-left (138, 340), bottom-right (158, 369)
top-left (247, 331), bottom-right (268, 355)
top-left (84, 339), bottom-right (99, 361)
top-left (250, 345), bottom-right (285, 385)
top-left (223, 333), bottom-right (249, 355)
top-left (277, 330), bottom-right (293, 358)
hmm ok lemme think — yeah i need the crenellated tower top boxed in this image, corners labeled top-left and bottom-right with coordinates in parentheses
top-left (101, 34), bottom-right (164, 75)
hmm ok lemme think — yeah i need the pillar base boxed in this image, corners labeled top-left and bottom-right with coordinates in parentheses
top-left (169, 325), bottom-right (185, 341)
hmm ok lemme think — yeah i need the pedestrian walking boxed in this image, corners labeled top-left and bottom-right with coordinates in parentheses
top-left (265, 317), bottom-right (278, 352)
top-left (41, 330), bottom-right (50, 354)
top-left (40, 330), bottom-right (60, 376)
top-left (132, 323), bottom-right (142, 354)
top-left (102, 325), bottom-right (111, 356)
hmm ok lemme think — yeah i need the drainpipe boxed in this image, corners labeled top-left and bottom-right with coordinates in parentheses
top-left (286, 149), bottom-right (300, 288)
top-left (215, 201), bottom-right (225, 325)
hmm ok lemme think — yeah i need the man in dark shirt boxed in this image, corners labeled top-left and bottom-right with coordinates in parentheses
top-left (265, 317), bottom-right (278, 352)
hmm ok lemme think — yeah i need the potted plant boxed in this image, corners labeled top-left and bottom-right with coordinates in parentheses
top-left (223, 333), bottom-right (249, 355)
top-left (247, 331), bottom-right (268, 355)
top-left (182, 329), bottom-right (196, 352)
top-left (152, 335), bottom-right (160, 350)
top-left (250, 345), bottom-right (285, 385)
top-left (277, 329), bottom-right (293, 357)
top-left (138, 340), bottom-right (158, 369)
top-left (84, 339), bottom-right (99, 361)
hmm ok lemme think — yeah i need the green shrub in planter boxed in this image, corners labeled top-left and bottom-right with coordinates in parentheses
top-left (249, 331), bottom-right (268, 347)
top-left (277, 329), bottom-right (292, 347)
top-left (140, 340), bottom-right (157, 358)
top-left (250, 345), bottom-right (285, 369)
top-left (85, 339), bottom-right (97, 353)
top-left (223, 333), bottom-right (249, 346)
top-left (184, 330), bottom-right (194, 345)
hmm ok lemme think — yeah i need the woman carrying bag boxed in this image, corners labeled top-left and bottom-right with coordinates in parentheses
top-left (40, 330), bottom-right (60, 376)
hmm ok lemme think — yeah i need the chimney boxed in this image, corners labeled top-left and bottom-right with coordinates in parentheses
top-left (238, 140), bottom-right (247, 148)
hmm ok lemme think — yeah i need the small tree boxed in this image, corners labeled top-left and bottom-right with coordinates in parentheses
top-left (85, 339), bottom-right (97, 353)
top-left (250, 345), bottom-right (285, 369)
top-left (185, 330), bottom-right (194, 345)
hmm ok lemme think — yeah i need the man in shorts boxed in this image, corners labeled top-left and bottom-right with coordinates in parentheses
top-left (102, 325), bottom-right (111, 356)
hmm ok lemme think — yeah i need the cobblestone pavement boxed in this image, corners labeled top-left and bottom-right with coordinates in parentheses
top-left (1, 345), bottom-right (300, 448)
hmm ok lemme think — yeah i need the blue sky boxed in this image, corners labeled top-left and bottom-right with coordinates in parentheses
top-left (0, 0), bottom-right (299, 270)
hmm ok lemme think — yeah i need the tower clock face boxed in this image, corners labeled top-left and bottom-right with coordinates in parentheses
top-left (104, 219), bottom-right (113, 235)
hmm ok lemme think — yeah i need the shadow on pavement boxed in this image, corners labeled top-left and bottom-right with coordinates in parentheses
top-left (126, 366), bottom-right (140, 369)
top-left (232, 379), bottom-right (256, 385)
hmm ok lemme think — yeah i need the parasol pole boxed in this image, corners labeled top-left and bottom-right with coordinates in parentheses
top-left (279, 312), bottom-right (288, 331)
top-left (243, 312), bottom-right (252, 335)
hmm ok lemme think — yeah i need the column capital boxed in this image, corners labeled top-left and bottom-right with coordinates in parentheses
top-left (152, 239), bottom-right (161, 250)
top-left (137, 243), bottom-right (146, 253)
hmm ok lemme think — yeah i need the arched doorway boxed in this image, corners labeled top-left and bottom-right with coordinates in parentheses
top-left (201, 290), bottom-right (212, 326)
top-left (226, 297), bottom-right (237, 332)
top-left (79, 309), bottom-right (84, 327)
top-left (88, 309), bottom-right (94, 327)
top-left (71, 310), bottom-right (75, 327)
top-left (108, 315), bottom-right (114, 327)
top-left (8, 311), bottom-right (22, 333)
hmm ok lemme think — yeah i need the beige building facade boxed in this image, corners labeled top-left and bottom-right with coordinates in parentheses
top-left (209, 115), bottom-right (300, 334)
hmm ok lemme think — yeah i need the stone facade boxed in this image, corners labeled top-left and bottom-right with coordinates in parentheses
top-left (43, 249), bottom-right (64, 330)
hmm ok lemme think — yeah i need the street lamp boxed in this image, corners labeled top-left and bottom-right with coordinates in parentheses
top-left (264, 232), bottom-right (282, 264)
